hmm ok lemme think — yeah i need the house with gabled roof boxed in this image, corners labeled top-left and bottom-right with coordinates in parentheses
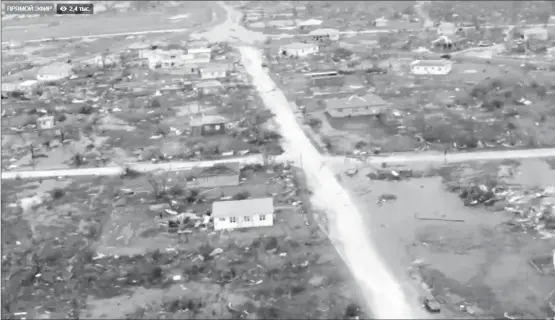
top-left (325, 93), bottom-right (389, 118)
top-left (213, 197), bottom-right (274, 230)
top-left (193, 162), bottom-right (240, 188)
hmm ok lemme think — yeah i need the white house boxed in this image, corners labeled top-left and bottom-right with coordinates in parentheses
top-left (36, 115), bottom-right (55, 129)
top-left (198, 64), bottom-right (230, 80)
top-left (2, 80), bottom-right (38, 95)
top-left (94, 54), bottom-right (117, 68)
top-left (410, 60), bottom-right (452, 75)
top-left (188, 47), bottom-right (212, 55)
top-left (279, 42), bottom-right (319, 58)
top-left (374, 17), bottom-right (389, 27)
top-left (212, 197), bottom-right (274, 230)
top-left (143, 49), bottom-right (191, 69)
top-left (37, 62), bottom-right (73, 82)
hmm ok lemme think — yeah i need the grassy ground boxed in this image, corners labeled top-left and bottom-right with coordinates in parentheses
top-left (328, 158), bottom-right (555, 319)
top-left (2, 165), bottom-right (366, 319)
top-left (2, 3), bottom-right (215, 42)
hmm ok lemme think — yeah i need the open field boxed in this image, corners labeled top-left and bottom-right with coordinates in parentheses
top-left (2, 3), bottom-right (216, 43)
top-left (1, 164), bottom-right (366, 319)
top-left (329, 158), bottom-right (555, 318)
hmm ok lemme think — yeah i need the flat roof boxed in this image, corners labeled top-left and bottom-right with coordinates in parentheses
top-left (326, 93), bottom-right (387, 109)
top-left (212, 197), bottom-right (274, 218)
top-left (37, 62), bottom-right (73, 75)
top-left (308, 28), bottom-right (340, 36)
top-left (411, 59), bottom-right (451, 67)
top-left (305, 70), bottom-right (339, 78)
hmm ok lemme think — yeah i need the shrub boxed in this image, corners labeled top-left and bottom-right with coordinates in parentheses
top-left (57, 113), bottom-right (67, 122)
top-left (321, 135), bottom-right (333, 150)
top-left (232, 190), bottom-right (250, 200)
top-left (306, 117), bottom-right (322, 129)
top-left (51, 188), bottom-right (65, 199)
top-left (354, 141), bottom-right (367, 150)
top-left (79, 105), bottom-right (94, 115)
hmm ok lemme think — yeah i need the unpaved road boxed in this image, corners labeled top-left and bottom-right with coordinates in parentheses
top-left (6, 2), bottom-right (555, 318)
top-left (327, 148), bottom-right (555, 166)
top-left (1, 154), bottom-right (285, 180)
top-left (211, 2), bottom-right (428, 319)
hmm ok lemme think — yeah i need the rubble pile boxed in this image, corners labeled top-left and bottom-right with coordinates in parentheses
top-left (367, 168), bottom-right (414, 181)
top-left (502, 187), bottom-right (555, 237)
top-left (451, 177), bottom-right (555, 235)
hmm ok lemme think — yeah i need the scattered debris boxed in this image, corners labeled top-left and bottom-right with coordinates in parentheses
top-left (345, 168), bottom-right (358, 177)
top-left (377, 193), bottom-right (397, 205)
top-left (414, 214), bottom-right (465, 223)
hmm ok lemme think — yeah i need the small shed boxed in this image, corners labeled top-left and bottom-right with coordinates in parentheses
top-left (190, 115), bottom-right (228, 136)
top-left (36, 115), bottom-right (55, 130)
top-left (193, 162), bottom-right (240, 188)
top-left (305, 70), bottom-right (344, 87)
top-left (213, 197), bottom-right (274, 230)
top-left (373, 17), bottom-right (389, 27)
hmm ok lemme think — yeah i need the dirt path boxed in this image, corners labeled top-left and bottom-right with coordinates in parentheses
top-left (1, 154), bottom-right (289, 180)
top-left (327, 148), bottom-right (555, 166)
top-left (199, 2), bottom-right (429, 318)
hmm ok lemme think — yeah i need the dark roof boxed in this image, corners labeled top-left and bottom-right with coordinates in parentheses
top-left (212, 197), bottom-right (274, 218)
top-left (326, 93), bottom-right (387, 110)
top-left (198, 162), bottom-right (239, 177)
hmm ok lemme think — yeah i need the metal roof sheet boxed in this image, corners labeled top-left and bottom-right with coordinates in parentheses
top-left (212, 197), bottom-right (274, 218)
top-left (326, 93), bottom-right (387, 109)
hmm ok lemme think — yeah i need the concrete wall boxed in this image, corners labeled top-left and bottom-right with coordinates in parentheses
top-left (411, 64), bottom-right (452, 75)
top-left (214, 212), bottom-right (274, 230)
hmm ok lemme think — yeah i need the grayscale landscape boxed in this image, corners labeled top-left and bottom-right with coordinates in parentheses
top-left (2, 1), bottom-right (555, 319)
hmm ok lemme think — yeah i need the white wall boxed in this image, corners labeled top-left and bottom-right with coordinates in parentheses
top-left (37, 73), bottom-right (69, 82)
top-left (188, 47), bottom-right (212, 55)
top-left (281, 46), bottom-right (319, 58)
top-left (214, 212), bottom-right (274, 230)
top-left (411, 64), bottom-right (452, 75)
top-left (200, 70), bottom-right (226, 79)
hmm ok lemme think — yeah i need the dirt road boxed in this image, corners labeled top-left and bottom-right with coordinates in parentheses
top-left (202, 2), bottom-right (428, 318)
top-left (327, 148), bottom-right (555, 166)
top-left (1, 154), bottom-right (281, 180)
